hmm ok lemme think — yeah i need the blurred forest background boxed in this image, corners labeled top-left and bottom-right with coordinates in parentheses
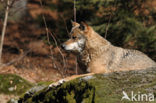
top-left (0, 0), bottom-right (156, 83)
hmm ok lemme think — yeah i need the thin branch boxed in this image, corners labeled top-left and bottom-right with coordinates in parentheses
top-left (9, 6), bottom-right (26, 17)
top-left (60, 14), bottom-right (70, 37)
top-left (49, 31), bottom-right (67, 72)
top-left (105, 14), bottom-right (112, 39)
top-left (39, 0), bottom-right (64, 77)
top-left (48, 31), bottom-right (65, 78)
top-left (1, 49), bottom-right (31, 68)
top-left (74, 0), bottom-right (76, 22)
top-left (75, 57), bottom-right (78, 75)
top-left (105, 0), bottom-right (117, 39)
top-left (0, 0), bottom-right (10, 65)
top-left (39, 0), bottom-right (68, 78)
top-left (10, 0), bottom-right (16, 8)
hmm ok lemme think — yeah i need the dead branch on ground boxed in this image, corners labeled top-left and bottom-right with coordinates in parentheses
top-left (0, 49), bottom-right (31, 68)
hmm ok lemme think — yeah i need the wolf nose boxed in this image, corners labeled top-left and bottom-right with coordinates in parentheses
top-left (61, 44), bottom-right (65, 49)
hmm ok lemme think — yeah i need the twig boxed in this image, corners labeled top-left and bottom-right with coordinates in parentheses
top-left (49, 31), bottom-right (68, 77)
top-left (105, 14), bottom-right (111, 39)
top-left (75, 57), bottom-right (78, 75)
top-left (9, 6), bottom-right (26, 17)
top-left (74, 0), bottom-right (76, 22)
top-left (105, 0), bottom-right (117, 39)
top-left (49, 31), bottom-right (67, 69)
top-left (39, 0), bottom-right (67, 78)
top-left (1, 49), bottom-right (31, 68)
top-left (10, 0), bottom-right (18, 8)
top-left (60, 14), bottom-right (70, 37)
top-left (0, 0), bottom-right (10, 65)
top-left (48, 32), bottom-right (65, 78)
top-left (39, 0), bottom-right (64, 77)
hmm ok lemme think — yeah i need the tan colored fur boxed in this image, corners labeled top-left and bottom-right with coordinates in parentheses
top-left (63, 22), bottom-right (156, 73)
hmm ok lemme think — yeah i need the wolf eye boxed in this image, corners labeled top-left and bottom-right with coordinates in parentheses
top-left (72, 36), bottom-right (77, 40)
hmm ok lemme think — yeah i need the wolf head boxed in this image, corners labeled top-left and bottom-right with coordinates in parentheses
top-left (61, 21), bottom-right (90, 52)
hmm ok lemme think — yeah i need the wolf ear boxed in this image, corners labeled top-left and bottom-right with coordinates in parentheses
top-left (71, 20), bottom-right (80, 27)
top-left (80, 22), bottom-right (89, 32)
top-left (79, 23), bottom-right (85, 31)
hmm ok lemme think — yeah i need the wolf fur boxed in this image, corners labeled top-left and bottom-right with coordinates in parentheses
top-left (62, 21), bottom-right (156, 73)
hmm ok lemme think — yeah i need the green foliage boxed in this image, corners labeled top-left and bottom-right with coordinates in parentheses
top-left (135, 26), bottom-right (156, 56)
top-left (0, 74), bottom-right (33, 95)
top-left (74, 0), bottom-right (156, 59)
top-left (37, 0), bottom-right (156, 60)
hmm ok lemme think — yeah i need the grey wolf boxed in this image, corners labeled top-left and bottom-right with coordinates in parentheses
top-left (62, 21), bottom-right (156, 73)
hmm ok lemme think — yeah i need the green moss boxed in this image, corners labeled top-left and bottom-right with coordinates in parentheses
top-left (66, 91), bottom-right (76, 103)
top-left (0, 74), bottom-right (33, 95)
top-left (19, 79), bottom-right (95, 103)
top-left (36, 81), bottom-right (53, 86)
top-left (19, 68), bottom-right (156, 103)
top-left (88, 70), bottom-right (156, 103)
